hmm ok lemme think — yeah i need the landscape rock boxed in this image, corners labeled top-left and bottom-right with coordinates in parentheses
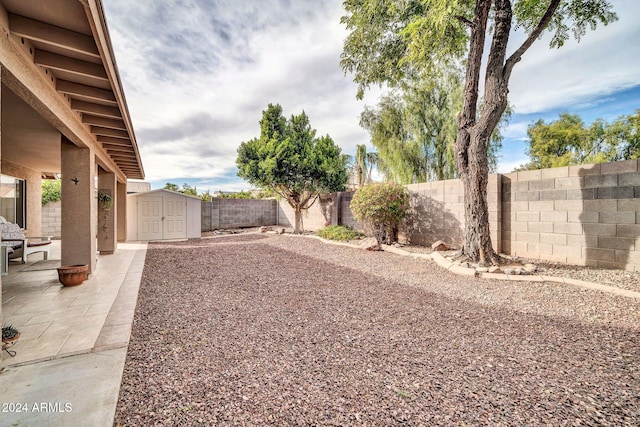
top-left (431, 240), bottom-right (451, 251)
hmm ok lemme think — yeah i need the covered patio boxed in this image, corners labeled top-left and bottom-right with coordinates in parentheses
top-left (1, 0), bottom-right (145, 372)
top-left (1, 241), bottom-right (146, 367)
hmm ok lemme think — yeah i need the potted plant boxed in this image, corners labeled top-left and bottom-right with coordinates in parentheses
top-left (2, 324), bottom-right (20, 343)
top-left (2, 324), bottom-right (20, 357)
top-left (97, 190), bottom-right (113, 210)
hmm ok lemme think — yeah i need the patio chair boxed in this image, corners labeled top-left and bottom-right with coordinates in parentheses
top-left (0, 222), bottom-right (52, 264)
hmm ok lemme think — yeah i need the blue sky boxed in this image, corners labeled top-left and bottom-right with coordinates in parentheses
top-left (103, 0), bottom-right (640, 192)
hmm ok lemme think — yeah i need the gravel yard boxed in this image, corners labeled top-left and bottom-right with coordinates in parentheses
top-left (115, 234), bottom-right (639, 426)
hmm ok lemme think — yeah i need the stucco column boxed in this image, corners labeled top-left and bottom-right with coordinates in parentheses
top-left (61, 138), bottom-right (97, 273)
top-left (117, 181), bottom-right (127, 242)
top-left (97, 168), bottom-right (116, 254)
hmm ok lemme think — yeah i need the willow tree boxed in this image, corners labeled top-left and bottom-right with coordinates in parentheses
top-left (341, 0), bottom-right (617, 264)
top-left (360, 71), bottom-right (463, 183)
top-left (237, 104), bottom-right (349, 233)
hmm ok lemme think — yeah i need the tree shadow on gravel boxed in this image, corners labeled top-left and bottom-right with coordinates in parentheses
top-left (116, 239), bottom-right (640, 426)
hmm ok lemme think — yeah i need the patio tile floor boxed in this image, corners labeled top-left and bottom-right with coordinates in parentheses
top-left (1, 240), bottom-right (146, 366)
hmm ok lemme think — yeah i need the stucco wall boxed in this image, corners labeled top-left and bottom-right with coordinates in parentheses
top-left (1, 159), bottom-right (42, 236)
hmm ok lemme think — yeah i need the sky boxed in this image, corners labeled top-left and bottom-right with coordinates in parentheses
top-left (103, 0), bottom-right (640, 193)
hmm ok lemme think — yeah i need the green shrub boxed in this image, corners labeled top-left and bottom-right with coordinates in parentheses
top-left (316, 225), bottom-right (363, 241)
top-left (42, 179), bottom-right (61, 206)
top-left (350, 182), bottom-right (409, 249)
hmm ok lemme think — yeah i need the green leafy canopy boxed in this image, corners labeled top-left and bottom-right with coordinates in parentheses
top-left (341, 0), bottom-right (617, 98)
top-left (236, 104), bottom-right (349, 232)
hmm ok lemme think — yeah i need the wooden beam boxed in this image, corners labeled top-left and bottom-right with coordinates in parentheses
top-left (110, 155), bottom-right (137, 159)
top-left (111, 159), bottom-right (140, 166)
top-left (90, 126), bottom-right (129, 139)
top-left (57, 80), bottom-right (116, 104)
top-left (106, 147), bottom-right (135, 153)
top-left (109, 159), bottom-right (138, 165)
top-left (105, 146), bottom-right (135, 154)
top-left (34, 50), bottom-right (107, 81)
top-left (9, 13), bottom-right (100, 59)
top-left (98, 135), bottom-right (132, 145)
top-left (71, 99), bottom-right (121, 119)
top-left (83, 115), bottom-right (126, 129)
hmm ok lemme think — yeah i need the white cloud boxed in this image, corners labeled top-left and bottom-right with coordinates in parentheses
top-left (104, 0), bottom-right (639, 186)
top-left (506, 0), bottom-right (639, 114)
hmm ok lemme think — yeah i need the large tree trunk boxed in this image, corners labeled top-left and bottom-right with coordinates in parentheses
top-left (458, 131), bottom-right (499, 265)
top-left (455, 0), bottom-right (561, 264)
top-left (455, 0), bottom-right (496, 264)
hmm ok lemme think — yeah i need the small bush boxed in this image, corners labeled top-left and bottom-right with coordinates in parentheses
top-left (316, 225), bottom-right (363, 241)
top-left (42, 179), bottom-right (61, 206)
top-left (350, 182), bottom-right (409, 249)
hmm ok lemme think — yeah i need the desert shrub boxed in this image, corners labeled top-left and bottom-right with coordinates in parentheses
top-left (316, 225), bottom-right (363, 241)
top-left (350, 182), bottom-right (409, 249)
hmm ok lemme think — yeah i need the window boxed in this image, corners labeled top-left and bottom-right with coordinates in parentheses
top-left (0, 175), bottom-right (26, 228)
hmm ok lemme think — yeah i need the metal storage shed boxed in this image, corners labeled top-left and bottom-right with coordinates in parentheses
top-left (127, 189), bottom-right (201, 241)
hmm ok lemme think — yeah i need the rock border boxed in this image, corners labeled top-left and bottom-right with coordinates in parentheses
top-left (281, 233), bottom-right (640, 300)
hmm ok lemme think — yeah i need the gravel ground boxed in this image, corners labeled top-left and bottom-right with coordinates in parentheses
top-left (397, 243), bottom-right (640, 293)
top-left (115, 234), bottom-right (639, 426)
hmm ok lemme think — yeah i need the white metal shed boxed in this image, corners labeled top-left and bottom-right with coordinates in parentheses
top-left (127, 189), bottom-right (201, 241)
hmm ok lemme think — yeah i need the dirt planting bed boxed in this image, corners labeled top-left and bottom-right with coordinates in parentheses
top-left (115, 234), bottom-right (639, 426)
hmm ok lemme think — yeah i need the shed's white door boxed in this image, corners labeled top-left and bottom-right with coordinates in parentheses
top-left (163, 198), bottom-right (187, 239)
top-left (137, 196), bottom-right (163, 241)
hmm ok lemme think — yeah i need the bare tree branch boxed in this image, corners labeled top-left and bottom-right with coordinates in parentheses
top-left (455, 15), bottom-right (475, 28)
top-left (504, 0), bottom-right (561, 79)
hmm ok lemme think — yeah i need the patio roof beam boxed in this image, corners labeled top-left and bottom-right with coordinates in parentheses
top-left (82, 115), bottom-right (126, 130)
top-left (98, 135), bottom-right (131, 145)
top-left (91, 126), bottom-right (129, 139)
top-left (71, 99), bottom-right (121, 119)
top-left (34, 50), bottom-right (108, 81)
top-left (108, 159), bottom-right (139, 166)
top-left (8, 13), bottom-right (100, 59)
top-left (57, 80), bottom-right (116, 105)
top-left (104, 146), bottom-right (135, 154)
top-left (109, 157), bottom-right (137, 165)
top-left (105, 147), bottom-right (135, 155)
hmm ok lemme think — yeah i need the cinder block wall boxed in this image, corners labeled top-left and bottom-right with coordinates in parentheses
top-left (198, 159), bottom-right (638, 271)
top-left (502, 159), bottom-right (639, 271)
top-left (202, 198), bottom-right (277, 231)
top-left (42, 200), bottom-right (62, 238)
top-left (401, 175), bottom-right (501, 249)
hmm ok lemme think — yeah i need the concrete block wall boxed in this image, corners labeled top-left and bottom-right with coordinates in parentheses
top-left (502, 159), bottom-right (640, 271)
top-left (202, 198), bottom-right (277, 231)
top-left (402, 180), bottom-right (464, 247)
top-left (401, 175), bottom-right (501, 250)
top-left (42, 200), bottom-right (62, 238)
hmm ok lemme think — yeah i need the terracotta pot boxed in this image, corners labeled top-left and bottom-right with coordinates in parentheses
top-left (57, 265), bottom-right (89, 286)
top-left (2, 332), bottom-right (20, 343)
